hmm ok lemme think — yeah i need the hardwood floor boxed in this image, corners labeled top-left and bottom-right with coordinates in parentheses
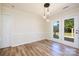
top-left (0, 39), bottom-right (79, 56)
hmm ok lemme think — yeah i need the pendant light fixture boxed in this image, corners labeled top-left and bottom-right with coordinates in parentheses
top-left (43, 3), bottom-right (50, 22)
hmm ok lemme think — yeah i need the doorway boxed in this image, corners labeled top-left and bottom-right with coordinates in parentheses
top-left (52, 17), bottom-right (78, 48)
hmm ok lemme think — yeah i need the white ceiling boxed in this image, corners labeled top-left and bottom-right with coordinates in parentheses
top-left (3, 3), bottom-right (79, 17)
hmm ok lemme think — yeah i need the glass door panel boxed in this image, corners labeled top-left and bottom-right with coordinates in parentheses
top-left (64, 18), bottom-right (74, 42)
top-left (53, 21), bottom-right (59, 39)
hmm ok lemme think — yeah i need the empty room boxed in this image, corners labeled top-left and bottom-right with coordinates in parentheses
top-left (0, 3), bottom-right (79, 56)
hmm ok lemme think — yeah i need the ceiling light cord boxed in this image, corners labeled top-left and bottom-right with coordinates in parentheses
top-left (43, 3), bottom-right (50, 22)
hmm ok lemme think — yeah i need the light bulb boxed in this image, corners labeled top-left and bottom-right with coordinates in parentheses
top-left (47, 11), bottom-right (50, 15)
top-left (43, 15), bottom-right (46, 19)
top-left (46, 19), bottom-right (50, 22)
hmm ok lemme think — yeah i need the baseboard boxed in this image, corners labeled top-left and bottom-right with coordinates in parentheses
top-left (9, 39), bottom-right (47, 47)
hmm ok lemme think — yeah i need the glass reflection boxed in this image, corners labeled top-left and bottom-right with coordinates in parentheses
top-left (53, 21), bottom-right (59, 39)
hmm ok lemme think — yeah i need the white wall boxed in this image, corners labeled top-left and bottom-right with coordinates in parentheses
top-left (0, 5), bottom-right (47, 48)
top-left (48, 7), bottom-right (79, 48)
top-left (0, 4), bottom-right (3, 48)
top-left (13, 10), bottom-right (47, 47)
